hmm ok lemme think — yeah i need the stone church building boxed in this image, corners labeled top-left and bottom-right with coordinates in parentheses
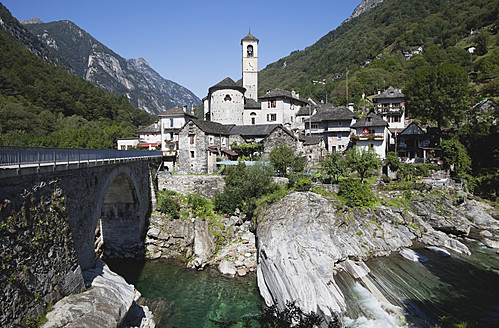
top-left (203, 32), bottom-right (309, 131)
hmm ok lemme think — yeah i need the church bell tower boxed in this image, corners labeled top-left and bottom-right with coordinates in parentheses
top-left (241, 31), bottom-right (259, 101)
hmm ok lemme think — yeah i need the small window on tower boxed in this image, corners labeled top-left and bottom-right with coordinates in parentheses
top-left (247, 45), bottom-right (253, 57)
top-left (224, 94), bottom-right (232, 102)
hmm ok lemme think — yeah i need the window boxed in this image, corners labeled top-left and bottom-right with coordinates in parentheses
top-left (290, 116), bottom-right (294, 122)
top-left (170, 118), bottom-right (174, 127)
top-left (209, 136), bottom-right (214, 144)
top-left (120, 145), bottom-right (126, 150)
top-left (311, 123), bottom-right (318, 129)
top-left (251, 117), bottom-right (255, 125)
top-left (338, 122), bottom-right (342, 127)
top-left (190, 151), bottom-right (195, 158)
top-left (267, 113), bottom-right (277, 122)
top-left (268, 99), bottom-right (276, 108)
top-left (224, 94), bottom-right (232, 102)
top-left (170, 132), bottom-right (174, 140)
top-left (189, 134), bottom-right (195, 144)
top-left (247, 45), bottom-right (253, 57)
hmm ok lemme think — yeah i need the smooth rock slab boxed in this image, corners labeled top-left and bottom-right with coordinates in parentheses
top-left (399, 248), bottom-right (428, 262)
top-left (42, 260), bottom-right (135, 328)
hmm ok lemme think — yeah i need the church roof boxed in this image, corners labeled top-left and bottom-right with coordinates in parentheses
top-left (209, 77), bottom-right (246, 94)
top-left (351, 112), bottom-right (388, 128)
top-left (310, 105), bottom-right (358, 123)
top-left (373, 86), bottom-right (404, 102)
top-left (244, 98), bottom-right (261, 109)
top-left (241, 31), bottom-right (259, 44)
top-left (259, 88), bottom-right (309, 104)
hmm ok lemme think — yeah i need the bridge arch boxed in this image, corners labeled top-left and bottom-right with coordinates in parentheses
top-left (92, 167), bottom-right (148, 261)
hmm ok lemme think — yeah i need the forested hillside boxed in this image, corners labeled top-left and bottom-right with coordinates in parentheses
top-left (258, 0), bottom-right (498, 105)
top-left (0, 28), bottom-right (154, 148)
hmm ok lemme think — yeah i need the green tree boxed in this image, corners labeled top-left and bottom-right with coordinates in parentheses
top-left (321, 152), bottom-right (346, 183)
top-left (291, 152), bottom-right (307, 173)
top-left (385, 151), bottom-right (400, 171)
top-left (440, 138), bottom-right (472, 178)
top-left (269, 145), bottom-right (295, 175)
top-left (404, 63), bottom-right (470, 130)
top-left (345, 147), bottom-right (381, 183)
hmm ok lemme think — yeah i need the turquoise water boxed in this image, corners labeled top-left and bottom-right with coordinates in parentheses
top-left (108, 259), bottom-right (262, 328)
top-left (107, 239), bottom-right (499, 328)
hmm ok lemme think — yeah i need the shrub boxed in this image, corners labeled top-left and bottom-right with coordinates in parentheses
top-left (186, 194), bottom-right (214, 219)
top-left (295, 177), bottom-right (312, 191)
top-left (386, 151), bottom-right (400, 171)
top-left (339, 178), bottom-right (376, 207)
top-left (157, 191), bottom-right (180, 219)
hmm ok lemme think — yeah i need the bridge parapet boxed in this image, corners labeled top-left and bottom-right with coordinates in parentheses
top-left (0, 146), bottom-right (162, 178)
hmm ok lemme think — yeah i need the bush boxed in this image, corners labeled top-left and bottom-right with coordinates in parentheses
top-left (295, 177), bottom-right (312, 191)
top-left (157, 191), bottom-right (180, 219)
top-left (386, 151), bottom-right (400, 171)
top-left (339, 178), bottom-right (376, 207)
top-left (186, 194), bottom-right (214, 219)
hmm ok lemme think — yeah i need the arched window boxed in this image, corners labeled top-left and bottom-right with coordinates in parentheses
top-left (247, 45), bottom-right (253, 57)
top-left (224, 94), bottom-right (232, 102)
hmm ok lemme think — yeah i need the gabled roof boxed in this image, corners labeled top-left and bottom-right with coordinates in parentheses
top-left (244, 98), bottom-right (261, 109)
top-left (302, 135), bottom-right (323, 146)
top-left (229, 124), bottom-right (281, 137)
top-left (259, 88), bottom-right (309, 104)
top-left (209, 77), bottom-right (246, 94)
top-left (400, 122), bottom-right (425, 136)
top-left (158, 107), bottom-right (196, 118)
top-left (351, 112), bottom-right (388, 128)
top-left (241, 31), bottom-right (259, 44)
top-left (187, 119), bottom-right (233, 135)
top-left (310, 104), bottom-right (358, 123)
top-left (138, 122), bottom-right (160, 133)
top-left (373, 86), bottom-right (404, 102)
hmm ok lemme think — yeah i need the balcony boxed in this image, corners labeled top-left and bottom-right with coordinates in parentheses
top-left (351, 134), bottom-right (385, 141)
top-left (380, 106), bottom-right (404, 113)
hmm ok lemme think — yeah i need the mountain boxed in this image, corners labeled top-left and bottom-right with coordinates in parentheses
top-left (0, 6), bottom-right (70, 71)
top-left (0, 3), bottom-right (154, 148)
top-left (258, 0), bottom-right (498, 104)
top-left (20, 19), bottom-right (200, 116)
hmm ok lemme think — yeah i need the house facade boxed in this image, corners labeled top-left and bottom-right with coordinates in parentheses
top-left (308, 104), bottom-right (358, 153)
top-left (373, 86), bottom-right (405, 132)
top-left (158, 106), bottom-right (196, 171)
top-left (351, 112), bottom-right (390, 159)
top-left (258, 89), bottom-right (310, 131)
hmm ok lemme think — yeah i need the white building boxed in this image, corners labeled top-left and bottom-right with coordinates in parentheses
top-left (258, 89), bottom-right (310, 131)
top-left (350, 112), bottom-right (390, 159)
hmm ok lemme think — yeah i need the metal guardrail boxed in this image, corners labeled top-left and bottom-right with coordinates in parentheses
top-left (0, 146), bottom-right (162, 168)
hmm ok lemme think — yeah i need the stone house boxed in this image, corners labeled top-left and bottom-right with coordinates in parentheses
top-left (308, 104), bottom-right (358, 153)
top-left (300, 135), bottom-right (326, 166)
top-left (177, 119), bottom-right (232, 174)
top-left (373, 86), bottom-right (406, 149)
top-left (158, 106), bottom-right (197, 171)
top-left (350, 112), bottom-right (390, 159)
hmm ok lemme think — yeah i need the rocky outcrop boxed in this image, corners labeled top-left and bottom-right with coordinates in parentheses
top-left (256, 191), bottom-right (497, 322)
top-left (42, 260), bottom-right (154, 328)
top-left (145, 211), bottom-right (257, 276)
top-left (344, 0), bottom-right (386, 23)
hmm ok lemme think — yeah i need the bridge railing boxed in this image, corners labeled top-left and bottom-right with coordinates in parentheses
top-left (0, 146), bottom-right (162, 167)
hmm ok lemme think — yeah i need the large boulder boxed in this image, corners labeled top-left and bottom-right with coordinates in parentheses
top-left (256, 192), bottom-right (414, 320)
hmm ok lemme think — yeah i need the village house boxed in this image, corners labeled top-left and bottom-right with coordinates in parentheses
top-left (158, 106), bottom-right (197, 171)
top-left (307, 104), bottom-right (358, 153)
top-left (351, 112), bottom-right (390, 159)
top-left (258, 89), bottom-right (310, 131)
top-left (396, 122), bottom-right (436, 162)
top-left (116, 122), bottom-right (161, 150)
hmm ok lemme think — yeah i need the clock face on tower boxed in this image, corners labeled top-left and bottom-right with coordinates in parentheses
top-left (246, 60), bottom-right (255, 71)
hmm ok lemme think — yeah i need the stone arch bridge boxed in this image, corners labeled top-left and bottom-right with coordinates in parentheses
top-left (0, 147), bottom-right (162, 270)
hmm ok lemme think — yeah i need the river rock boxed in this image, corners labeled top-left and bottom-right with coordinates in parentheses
top-left (425, 246), bottom-right (451, 257)
top-left (42, 260), bottom-right (136, 328)
top-left (399, 248), bottom-right (428, 262)
top-left (219, 260), bottom-right (237, 276)
top-left (256, 192), bottom-right (415, 319)
top-left (484, 238), bottom-right (499, 249)
top-left (192, 219), bottom-right (215, 269)
top-left (461, 199), bottom-right (499, 230)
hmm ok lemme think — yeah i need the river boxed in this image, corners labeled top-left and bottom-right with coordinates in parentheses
top-left (108, 240), bottom-right (498, 328)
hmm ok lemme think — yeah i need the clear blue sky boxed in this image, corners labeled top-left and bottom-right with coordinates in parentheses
top-left (3, 0), bottom-right (361, 99)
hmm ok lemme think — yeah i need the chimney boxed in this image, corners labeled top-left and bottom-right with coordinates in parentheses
top-left (183, 105), bottom-right (187, 113)
top-left (348, 103), bottom-right (354, 112)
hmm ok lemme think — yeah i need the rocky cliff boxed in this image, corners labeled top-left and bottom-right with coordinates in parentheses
top-left (345, 0), bottom-right (386, 23)
top-left (256, 190), bottom-right (498, 323)
top-left (18, 19), bottom-right (200, 115)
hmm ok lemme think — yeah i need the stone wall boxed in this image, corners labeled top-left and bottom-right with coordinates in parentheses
top-left (0, 159), bottom-right (159, 326)
top-left (158, 174), bottom-right (225, 199)
top-left (263, 128), bottom-right (299, 155)
top-left (0, 181), bottom-right (84, 327)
